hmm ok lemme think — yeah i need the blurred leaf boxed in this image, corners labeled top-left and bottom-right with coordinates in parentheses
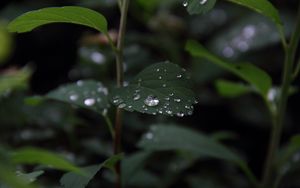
top-left (225, 0), bottom-right (282, 26)
top-left (210, 131), bottom-right (238, 141)
top-left (110, 62), bottom-right (197, 117)
top-left (186, 40), bottom-right (272, 97)
top-left (11, 147), bottom-right (83, 174)
top-left (60, 154), bottom-right (123, 188)
top-left (126, 170), bottom-right (160, 188)
top-left (122, 151), bottom-right (151, 186)
top-left (0, 23), bottom-right (13, 64)
top-left (8, 6), bottom-right (108, 34)
top-left (208, 13), bottom-right (291, 59)
top-left (215, 79), bottom-right (253, 97)
top-left (0, 68), bottom-right (31, 96)
top-left (136, 0), bottom-right (161, 12)
top-left (24, 96), bottom-right (45, 106)
top-left (184, 0), bottom-right (217, 15)
top-left (47, 80), bottom-right (110, 114)
top-left (277, 135), bottom-right (300, 171)
top-left (16, 171), bottom-right (44, 184)
top-left (138, 124), bottom-right (242, 163)
top-left (0, 164), bottom-right (35, 188)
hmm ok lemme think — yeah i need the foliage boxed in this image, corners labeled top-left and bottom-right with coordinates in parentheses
top-left (1, 0), bottom-right (300, 188)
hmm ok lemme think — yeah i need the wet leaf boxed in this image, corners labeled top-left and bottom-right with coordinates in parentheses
top-left (186, 40), bottom-right (272, 97)
top-left (110, 62), bottom-right (197, 117)
top-left (184, 0), bottom-right (217, 15)
top-left (215, 79), bottom-right (253, 97)
top-left (11, 147), bottom-right (83, 174)
top-left (60, 154), bottom-right (123, 188)
top-left (47, 80), bottom-right (110, 114)
top-left (138, 124), bottom-right (242, 163)
top-left (225, 0), bottom-right (282, 26)
top-left (8, 6), bottom-right (108, 34)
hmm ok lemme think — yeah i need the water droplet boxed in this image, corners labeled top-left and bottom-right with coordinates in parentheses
top-left (185, 105), bottom-right (191, 109)
top-left (162, 84), bottom-right (167, 87)
top-left (158, 110), bottom-right (163, 114)
top-left (133, 93), bottom-right (141, 101)
top-left (69, 94), bottom-right (78, 101)
top-left (144, 95), bottom-right (160, 107)
top-left (177, 74), bottom-right (182, 78)
top-left (145, 132), bottom-right (153, 139)
top-left (128, 105), bottom-right (132, 109)
top-left (156, 68), bottom-right (160, 72)
top-left (113, 99), bottom-right (119, 104)
top-left (118, 103), bottom-right (126, 108)
top-left (176, 112), bottom-right (184, 117)
top-left (169, 93), bottom-right (174, 96)
top-left (165, 97), bottom-right (170, 101)
top-left (199, 0), bottom-right (207, 5)
top-left (84, 98), bottom-right (95, 106)
top-left (166, 110), bottom-right (172, 115)
top-left (138, 78), bottom-right (142, 82)
top-left (183, 0), bottom-right (188, 7)
top-left (174, 98), bottom-right (181, 102)
top-left (77, 80), bottom-right (84, 86)
top-left (158, 76), bottom-right (162, 80)
top-left (188, 111), bottom-right (193, 115)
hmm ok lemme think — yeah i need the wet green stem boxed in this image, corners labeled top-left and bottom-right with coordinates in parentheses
top-left (113, 0), bottom-right (130, 188)
top-left (262, 3), bottom-right (300, 188)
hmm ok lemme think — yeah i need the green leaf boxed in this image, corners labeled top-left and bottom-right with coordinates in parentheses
top-left (8, 6), bottom-right (108, 34)
top-left (60, 154), bottom-right (123, 188)
top-left (16, 171), bottom-right (44, 184)
top-left (184, 0), bottom-right (217, 15)
top-left (225, 0), bottom-right (282, 26)
top-left (215, 79), bottom-right (253, 97)
top-left (46, 80), bottom-right (110, 114)
top-left (0, 164), bottom-right (35, 188)
top-left (186, 40), bottom-right (272, 97)
top-left (11, 147), bottom-right (83, 174)
top-left (110, 62), bottom-right (197, 117)
top-left (138, 124), bottom-right (242, 163)
top-left (122, 151), bottom-right (151, 186)
top-left (0, 67), bottom-right (31, 96)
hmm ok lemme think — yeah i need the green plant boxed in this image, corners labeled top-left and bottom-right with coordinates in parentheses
top-left (2, 0), bottom-right (300, 188)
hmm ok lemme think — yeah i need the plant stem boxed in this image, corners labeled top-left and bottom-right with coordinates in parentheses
top-left (113, 0), bottom-right (130, 188)
top-left (103, 114), bottom-right (115, 139)
top-left (262, 3), bottom-right (300, 187)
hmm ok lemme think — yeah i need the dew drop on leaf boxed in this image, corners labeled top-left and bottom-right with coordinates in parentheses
top-left (145, 132), bottom-right (153, 140)
top-left (118, 103), bottom-right (126, 108)
top-left (183, 0), bottom-right (188, 7)
top-left (174, 98), bottom-right (181, 102)
top-left (177, 74), bottom-right (182, 78)
top-left (144, 95), bottom-right (160, 107)
top-left (199, 0), bottom-right (207, 5)
top-left (84, 98), bottom-right (95, 106)
top-left (69, 94), bottom-right (78, 101)
top-left (176, 112), bottom-right (185, 117)
top-left (133, 93), bottom-right (141, 101)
